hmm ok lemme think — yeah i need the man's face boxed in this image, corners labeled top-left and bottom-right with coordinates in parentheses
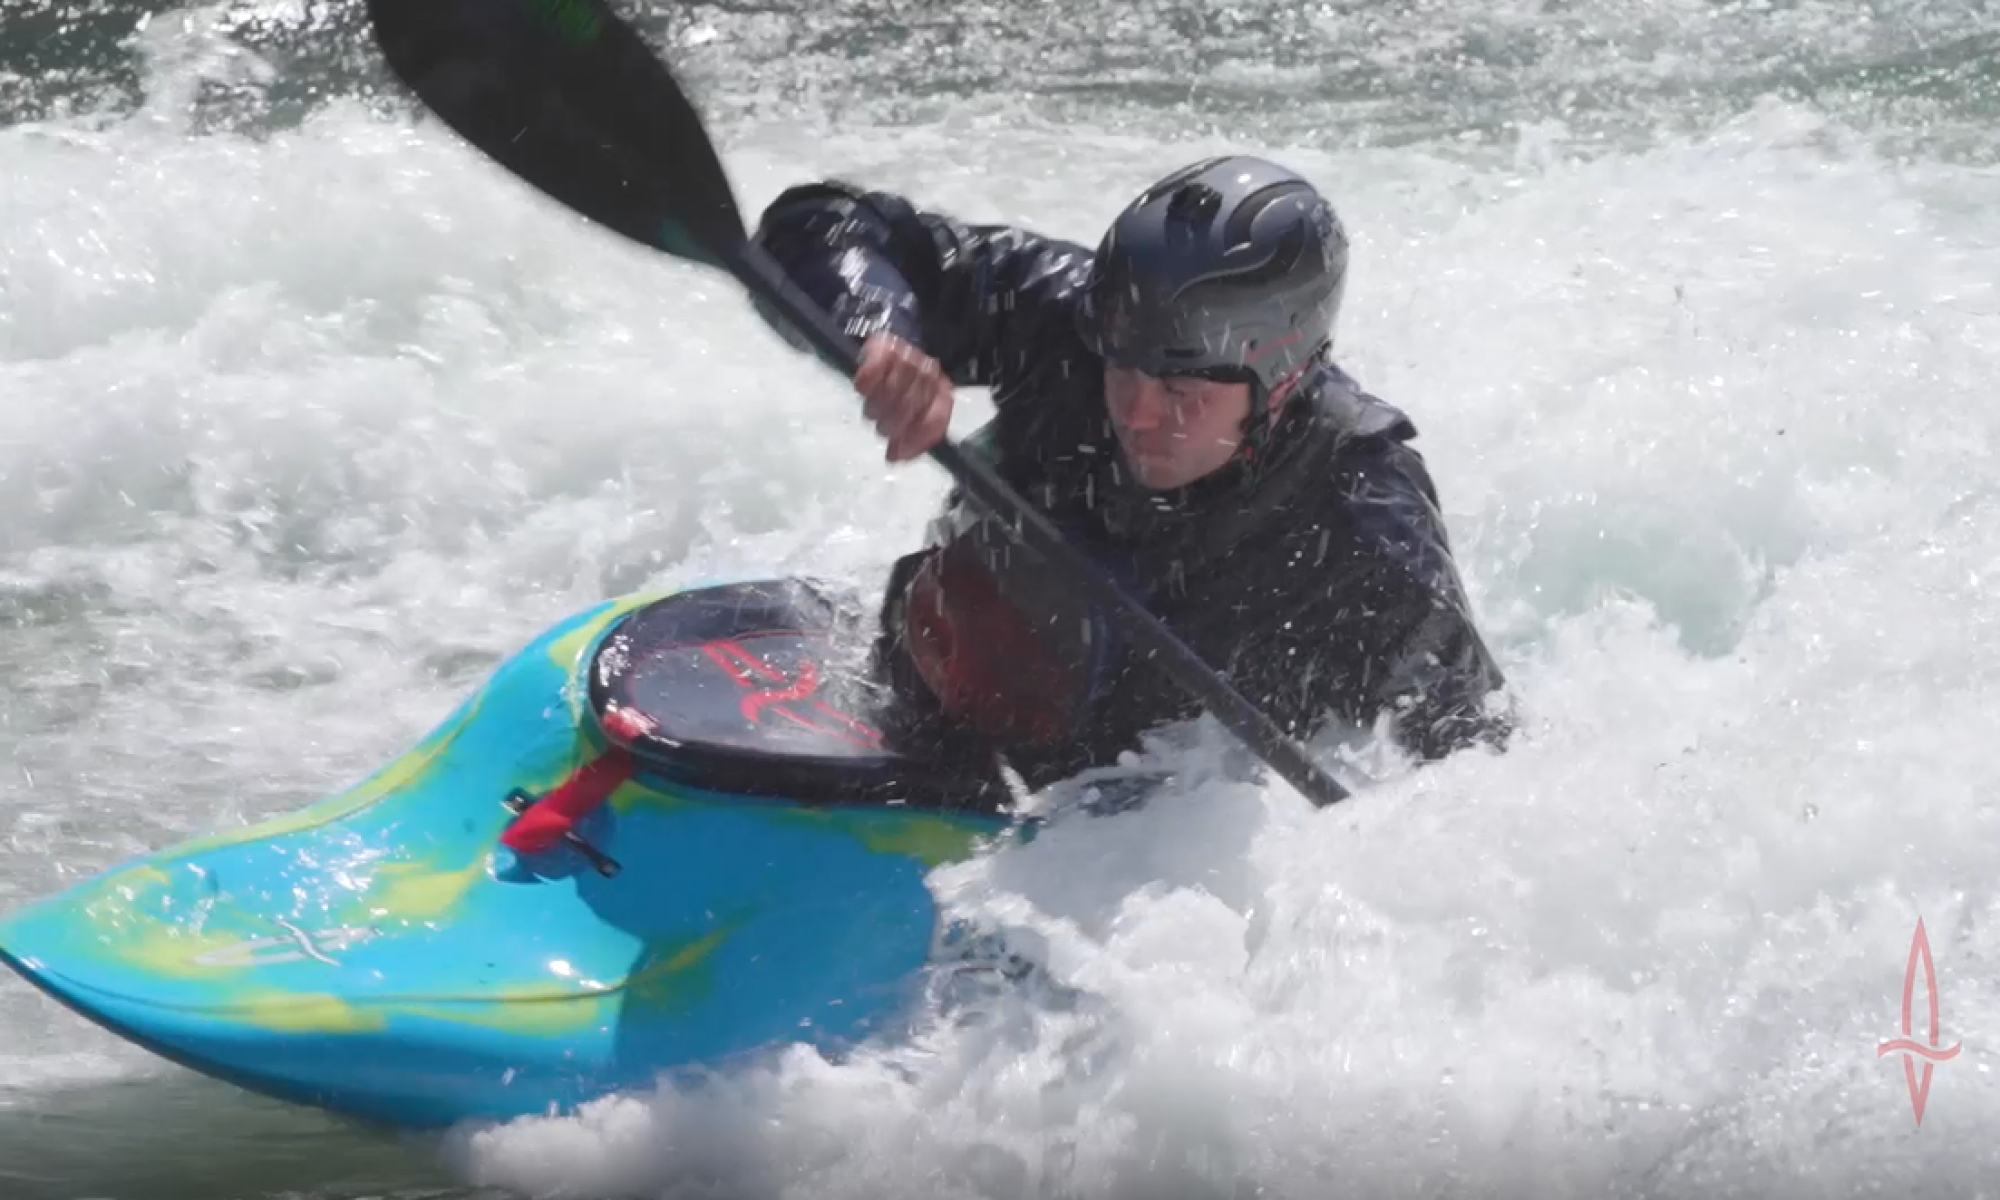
top-left (1103, 364), bottom-right (1255, 490)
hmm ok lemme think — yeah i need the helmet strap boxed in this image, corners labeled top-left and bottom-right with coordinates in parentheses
top-left (1234, 353), bottom-right (1321, 466)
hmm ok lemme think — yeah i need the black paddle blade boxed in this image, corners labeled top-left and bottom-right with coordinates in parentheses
top-left (364, 0), bottom-right (747, 267)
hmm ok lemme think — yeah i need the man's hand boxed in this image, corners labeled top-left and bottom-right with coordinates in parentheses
top-left (853, 332), bottom-right (954, 462)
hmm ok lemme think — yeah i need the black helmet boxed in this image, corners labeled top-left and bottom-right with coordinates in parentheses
top-left (1076, 156), bottom-right (1348, 402)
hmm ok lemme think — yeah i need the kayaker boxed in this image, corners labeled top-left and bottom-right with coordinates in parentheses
top-left (751, 155), bottom-right (1514, 797)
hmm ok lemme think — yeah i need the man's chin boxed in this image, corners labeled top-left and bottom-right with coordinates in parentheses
top-left (1126, 455), bottom-right (1194, 491)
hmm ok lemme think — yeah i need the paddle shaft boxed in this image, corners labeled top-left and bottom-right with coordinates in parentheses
top-left (359, 0), bottom-right (1352, 809)
top-left (726, 244), bottom-right (1351, 808)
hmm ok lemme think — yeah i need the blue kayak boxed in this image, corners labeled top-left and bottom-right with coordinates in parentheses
top-left (0, 579), bottom-right (1017, 1128)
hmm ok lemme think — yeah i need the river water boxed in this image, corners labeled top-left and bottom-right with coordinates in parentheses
top-left (4, 1), bottom-right (2000, 1197)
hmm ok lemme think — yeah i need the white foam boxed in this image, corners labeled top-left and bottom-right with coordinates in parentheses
top-left (5, 25), bottom-right (2000, 1197)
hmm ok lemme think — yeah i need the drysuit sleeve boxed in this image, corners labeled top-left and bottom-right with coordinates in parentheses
top-left (1237, 445), bottom-right (1513, 765)
top-left (749, 181), bottom-right (1096, 388)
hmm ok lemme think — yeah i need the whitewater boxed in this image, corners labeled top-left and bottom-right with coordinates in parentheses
top-left (3, 1), bottom-right (2000, 1197)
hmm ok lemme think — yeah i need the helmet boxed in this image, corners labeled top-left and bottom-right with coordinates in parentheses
top-left (1076, 156), bottom-right (1348, 404)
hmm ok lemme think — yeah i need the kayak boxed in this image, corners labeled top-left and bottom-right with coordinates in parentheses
top-left (0, 578), bottom-right (1017, 1129)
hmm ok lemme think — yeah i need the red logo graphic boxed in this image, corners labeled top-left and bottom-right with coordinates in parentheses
top-left (1877, 917), bottom-right (1961, 1126)
top-left (699, 639), bottom-right (884, 750)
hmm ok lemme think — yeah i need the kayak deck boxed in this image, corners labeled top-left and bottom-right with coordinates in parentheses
top-left (0, 584), bottom-right (1011, 1128)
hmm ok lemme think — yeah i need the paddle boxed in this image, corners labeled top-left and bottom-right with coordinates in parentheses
top-left (362, 0), bottom-right (1353, 809)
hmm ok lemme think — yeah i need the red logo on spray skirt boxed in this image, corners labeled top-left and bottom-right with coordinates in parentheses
top-left (1876, 917), bottom-right (1960, 1126)
top-left (700, 639), bottom-right (884, 750)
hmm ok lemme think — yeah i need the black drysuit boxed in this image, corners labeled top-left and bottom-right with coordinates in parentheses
top-left (753, 181), bottom-right (1512, 795)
